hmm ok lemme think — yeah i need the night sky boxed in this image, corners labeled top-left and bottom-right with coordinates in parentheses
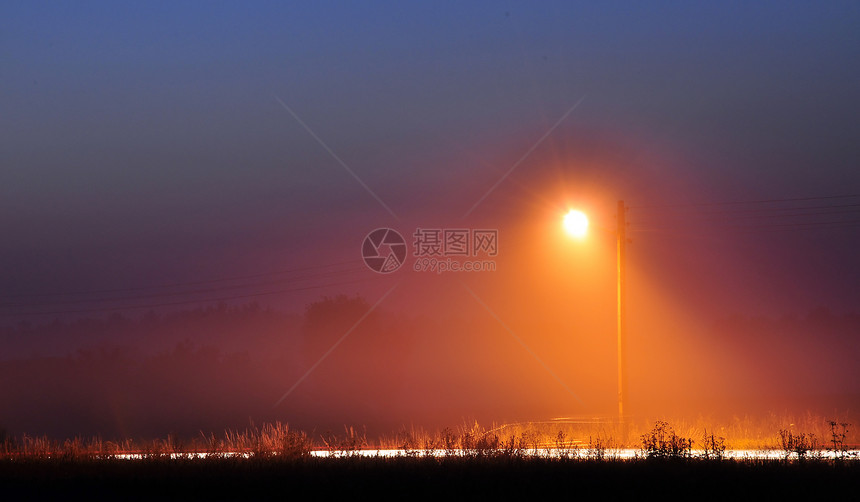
top-left (2, 2), bottom-right (859, 436)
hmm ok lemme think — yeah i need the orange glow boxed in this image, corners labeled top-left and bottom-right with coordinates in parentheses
top-left (563, 210), bottom-right (589, 238)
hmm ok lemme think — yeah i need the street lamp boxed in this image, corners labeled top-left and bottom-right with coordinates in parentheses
top-left (564, 201), bottom-right (628, 428)
top-left (563, 210), bottom-right (589, 238)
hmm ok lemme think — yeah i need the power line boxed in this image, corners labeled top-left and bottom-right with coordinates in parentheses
top-left (631, 194), bottom-right (860, 211)
top-left (635, 203), bottom-right (860, 220)
top-left (633, 206), bottom-right (860, 226)
top-left (1, 275), bottom-right (387, 318)
top-left (0, 266), bottom-right (368, 309)
top-left (0, 260), bottom-right (364, 300)
top-left (699, 202), bottom-right (860, 215)
top-left (628, 193), bottom-right (860, 235)
top-left (631, 220), bottom-right (860, 235)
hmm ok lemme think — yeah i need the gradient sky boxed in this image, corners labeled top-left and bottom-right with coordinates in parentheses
top-left (2, 1), bottom-right (860, 436)
top-left (0, 2), bottom-right (858, 340)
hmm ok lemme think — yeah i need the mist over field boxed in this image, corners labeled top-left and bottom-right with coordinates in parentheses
top-left (1, 297), bottom-right (857, 440)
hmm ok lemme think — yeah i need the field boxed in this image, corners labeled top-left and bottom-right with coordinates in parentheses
top-left (3, 455), bottom-right (859, 500)
top-left (2, 417), bottom-right (857, 500)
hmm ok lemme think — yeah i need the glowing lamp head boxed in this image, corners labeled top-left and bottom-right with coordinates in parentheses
top-left (563, 210), bottom-right (588, 238)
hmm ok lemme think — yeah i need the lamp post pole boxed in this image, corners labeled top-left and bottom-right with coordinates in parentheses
top-left (617, 200), bottom-right (628, 430)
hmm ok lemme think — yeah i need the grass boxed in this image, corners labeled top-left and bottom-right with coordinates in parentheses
top-left (1, 416), bottom-right (857, 500)
top-left (2, 414), bottom-right (856, 459)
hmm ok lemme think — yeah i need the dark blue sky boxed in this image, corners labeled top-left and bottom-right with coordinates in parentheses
top-left (2, 1), bottom-right (859, 320)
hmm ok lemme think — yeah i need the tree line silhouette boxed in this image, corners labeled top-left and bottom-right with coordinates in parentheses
top-left (0, 299), bottom-right (857, 439)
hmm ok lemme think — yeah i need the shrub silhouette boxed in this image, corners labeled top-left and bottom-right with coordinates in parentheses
top-left (778, 429), bottom-right (818, 460)
top-left (641, 421), bottom-right (693, 458)
top-left (701, 429), bottom-right (726, 460)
